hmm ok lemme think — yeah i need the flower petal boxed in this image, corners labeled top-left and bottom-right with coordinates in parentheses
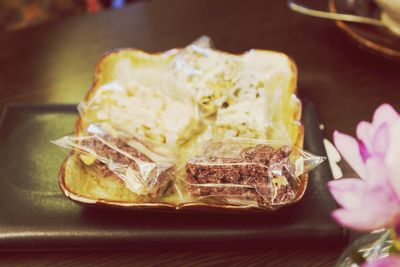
top-left (332, 197), bottom-right (398, 231)
top-left (359, 141), bottom-right (370, 162)
top-left (328, 179), bottom-right (364, 209)
top-left (330, 177), bottom-right (400, 231)
top-left (371, 123), bottom-right (390, 157)
top-left (365, 157), bottom-right (389, 185)
top-left (334, 131), bottom-right (367, 179)
top-left (332, 209), bottom-right (388, 231)
top-left (362, 256), bottom-right (400, 267)
top-left (373, 103), bottom-right (399, 127)
top-left (386, 120), bottom-right (400, 200)
top-left (357, 121), bottom-right (373, 153)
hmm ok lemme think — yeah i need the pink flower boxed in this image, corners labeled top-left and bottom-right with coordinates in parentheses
top-left (362, 255), bottom-right (400, 267)
top-left (328, 104), bottom-right (400, 231)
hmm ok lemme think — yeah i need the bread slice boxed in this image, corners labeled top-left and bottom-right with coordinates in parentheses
top-left (59, 45), bottom-right (305, 209)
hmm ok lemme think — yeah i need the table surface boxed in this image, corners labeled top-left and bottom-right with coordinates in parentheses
top-left (0, 0), bottom-right (399, 266)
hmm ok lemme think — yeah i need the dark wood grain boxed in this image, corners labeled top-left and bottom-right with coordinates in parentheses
top-left (0, 0), bottom-right (399, 266)
top-left (0, 249), bottom-right (341, 267)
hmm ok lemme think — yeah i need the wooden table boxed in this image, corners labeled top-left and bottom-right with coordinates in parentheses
top-left (0, 0), bottom-right (399, 266)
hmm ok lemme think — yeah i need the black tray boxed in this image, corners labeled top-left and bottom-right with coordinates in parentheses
top-left (0, 100), bottom-right (346, 251)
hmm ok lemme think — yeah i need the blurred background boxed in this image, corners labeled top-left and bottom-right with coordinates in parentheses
top-left (0, 0), bottom-right (141, 32)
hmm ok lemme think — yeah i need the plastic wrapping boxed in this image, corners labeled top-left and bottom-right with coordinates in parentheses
top-left (171, 36), bottom-right (297, 144)
top-left (183, 139), bottom-right (324, 209)
top-left (77, 80), bottom-right (200, 147)
top-left (54, 36), bottom-right (325, 210)
top-left (53, 124), bottom-right (175, 198)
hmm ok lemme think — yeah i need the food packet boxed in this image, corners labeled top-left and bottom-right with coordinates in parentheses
top-left (78, 70), bottom-right (201, 148)
top-left (170, 36), bottom-right (299, 144)
top-left (183, 138), bottom-right (325, 209)
top-left (52, 124), bottom-right (175, 198)
top-left (54, 36), bottom-right (324, 211)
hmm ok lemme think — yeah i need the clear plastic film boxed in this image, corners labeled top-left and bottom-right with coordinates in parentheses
top-left (52, 124), bottom-right (175, 198)
top-left (170, 36), bottom-right (299, 144)
top-left (76, 43), bottom-right (206, 149)
top-left (183, 138), bottom-right (325, 209)
top-left (54, 36), bottom-right (325, 210)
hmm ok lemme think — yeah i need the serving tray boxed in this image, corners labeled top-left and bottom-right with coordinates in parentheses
top-left (0, 99), bottom-right (346, 250)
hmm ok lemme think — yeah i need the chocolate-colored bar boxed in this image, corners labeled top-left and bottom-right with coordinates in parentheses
top-left (185, 145), bottom-right (300, 207)
top-left (79, 135), bottom-right (171, 198)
